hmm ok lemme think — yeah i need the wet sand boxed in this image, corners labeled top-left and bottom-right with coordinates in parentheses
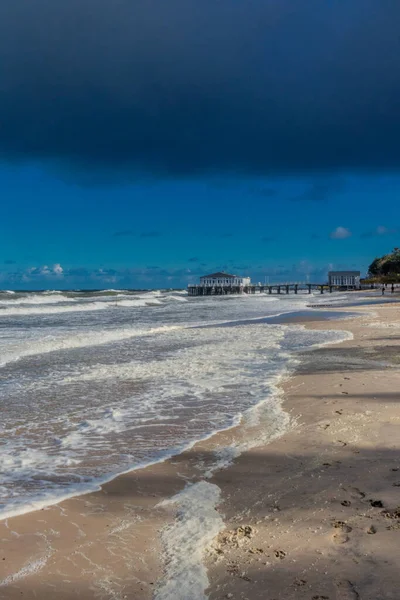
top-left (1, 303), bottom-right (400, 599)
top-left (207, 303), bottom-right (400, 600)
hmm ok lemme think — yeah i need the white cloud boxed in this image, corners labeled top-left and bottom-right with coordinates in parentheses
top-left (376, 225), bottom-right (389, 235)
top-left (25, 264), bottom-right (64, 278)
top-left (330, 226), bottom-right (352, 240)
top-left (53, 263), bottom-right (64, 276)
top-left (40, 265), bottom-right (51, 276)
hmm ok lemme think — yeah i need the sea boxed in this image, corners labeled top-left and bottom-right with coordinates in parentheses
top-left (0, 288), bottom-right (360, 520)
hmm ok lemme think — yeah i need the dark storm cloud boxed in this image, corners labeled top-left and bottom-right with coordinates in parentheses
top-left (1, 1), bottom-right (400, 177)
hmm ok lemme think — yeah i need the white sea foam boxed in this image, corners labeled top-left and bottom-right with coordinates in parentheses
top-left (162, 294), bottom-right (188, 302)
top-left (115, 298), bottom-right (162, 307)
top-left (153, 324), bottom-right (353, 598)
top-left (366, 320), bottom-right (400, 328)
top-left (0, 301), bottom-right (108, 316)
top-left (155, 481), bottom-right (224, 600)
top-left (0, 434), bottom-right (212, 521)
top-left (202, 387), bottom-right (292, 479)
top-left (59, 323), bottom-right (287, 384)
top-left (0, 293), bottom-right (73, 305)
top-left (0, 555), bottom-right (50, 587)
top-left (0, 291), bottom-right (186, 316)
top-left (309, 293), bottom-right (349, 304)
top-left (0, 321), bottom-right (290, 519)
top-left (0, 325), bottom-right (182, 366)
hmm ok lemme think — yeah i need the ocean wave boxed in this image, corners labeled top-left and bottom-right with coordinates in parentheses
top-left (0, 293), bottom-right (74, 305)
top-left (115, 298), bottom-right (162, 307)
top-left (162, 295), bottom-right (188, 302)
top-left (0, 325), bottom-right (183, 366)
top-left (0, 301), bottom-right (108, 316)
top-left (61, 322), bottom-right (288, 384)
top-left (0, 291), bottom-right (189, 315)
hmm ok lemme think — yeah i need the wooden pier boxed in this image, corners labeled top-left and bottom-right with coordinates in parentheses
top-left (188, 283), bottom-right (360, 297)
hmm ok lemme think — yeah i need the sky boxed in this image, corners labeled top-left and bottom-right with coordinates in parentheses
top-left (0, 0), bottom-right (399, 289)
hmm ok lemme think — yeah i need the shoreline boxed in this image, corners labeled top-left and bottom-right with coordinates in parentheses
top-left (1, 302), bottom-right (399, 599)
top-left (0, 307), bottom-right (353, 524)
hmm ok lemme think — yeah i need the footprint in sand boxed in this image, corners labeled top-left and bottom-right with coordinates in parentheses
top-left (335, 580), bottom-right (360, 600)
top-left (369, 499), bottom-right (383, 508)
top-left (332, 521), bottom-right (352, 544)
top-left (343, 487), bottom-right (365, 500)
top-left (332, 521), bottom-right (352, 532)
top-left (333, 532), bottom-right (349, 544)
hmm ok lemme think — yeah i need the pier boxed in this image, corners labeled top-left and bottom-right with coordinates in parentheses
top-left (188, 282), bottom-right (358, 296)
top-left (187, 271), bottom-right (373, 297)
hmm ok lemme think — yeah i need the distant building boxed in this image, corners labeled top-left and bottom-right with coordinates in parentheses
top-left (328, 271), bottom-right (361, 288)
top-left (188, 272), bottom-right (251, 295)
top-left (199, 272), bottom-right (251, 287)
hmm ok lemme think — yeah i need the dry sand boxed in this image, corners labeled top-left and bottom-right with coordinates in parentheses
top-left (1, 302), bottom-right (400, 600)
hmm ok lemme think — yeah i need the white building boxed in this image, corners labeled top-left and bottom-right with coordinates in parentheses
top-left (199, 272), bottom-right (251, 287)
top-left (328, 271), bottom-right (360, 288)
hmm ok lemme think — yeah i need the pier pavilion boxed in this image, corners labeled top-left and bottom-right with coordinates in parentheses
top-left (189, 272), bottom-right (251, 296)
top-left (328, 271), bottom-right (361, 289)
top-left (200, 272), bottom-right (251, 287)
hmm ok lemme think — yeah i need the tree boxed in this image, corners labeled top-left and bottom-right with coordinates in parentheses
top-left (367, 257), bottom-right (381, 277)
top-left (367, 248), bottom-right (400, 280)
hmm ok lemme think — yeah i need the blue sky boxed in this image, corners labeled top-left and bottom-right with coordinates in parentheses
top-left (0, 1), bottom-right (399, 289)
top-left (1, 163), bottom-right (399, 289)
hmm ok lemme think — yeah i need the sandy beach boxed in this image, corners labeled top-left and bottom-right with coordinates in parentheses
top-left (1, 301), bottom-right (400, 600)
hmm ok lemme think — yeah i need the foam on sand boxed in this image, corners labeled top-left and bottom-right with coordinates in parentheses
top-left (155, 481), bottom-right (224, 600)
top-left (0, 555), bottom-right (50, 588)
